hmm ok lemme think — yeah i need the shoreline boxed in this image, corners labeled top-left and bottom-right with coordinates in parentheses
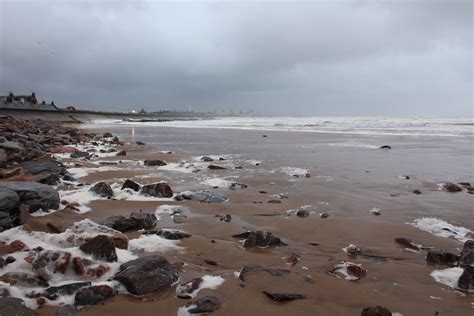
top-left (0, 115), bottom-right (472, 315)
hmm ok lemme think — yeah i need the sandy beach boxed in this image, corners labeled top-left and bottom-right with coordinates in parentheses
top-left (0, 116), bottom-right (473, 316)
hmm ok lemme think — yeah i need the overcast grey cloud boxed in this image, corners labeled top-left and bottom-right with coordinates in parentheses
top-left (0, 0), bottom-right (472, 116)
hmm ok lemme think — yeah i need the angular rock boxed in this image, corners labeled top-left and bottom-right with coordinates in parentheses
top-left (379, 145), bottom-right (391, 149)
top-left (459, 240), bottom-right (474, 268)
top-left (361, 306), bottom-right (392, 316)
top-left (0, 298), bottom-right (38, 316)
top-left (136, 141), bottom-right (146, 145)
top-left (144, 160), bottom-right (167, 167)
top-left (0, 211), bottom-right (15, 231)
top-left (458, 266), bottom-right (474, 291)
top-left (262, 291), bottom-right (306, 302)
top-left (157, 229), bottom-right (191, 240)
top-left (208, 165), bottom-right (227, 170)
top-left (114, 255), bottom-right (179, 295)
top-left (90, 182), bottom-right (114, 198)
top-left (0, 181), bottom-right (59, 211)
top-left (116, 150), bottom-right (126, 156)
top-left (0, 141), bottom-right (23, 151)
top-left (70, 151), bottom-right (90, 159)
top-left (188, 296), bottom-right (222, 314)
top-left (45, 282), bottom-right (92, 298)
top-left (38, 173), bottom-right (60, 185)
top-left (443, 182), bottom-right (462, 193)
top-left (141, 183), bottom-right (173, 198)
top-left (79, 235), bottom-right (118, 262)
top-left (176, 277), bottom-right (203, 299)
top-left (19, 160), bottom-right (67, 176)
top-left (74, 285), bottom-right (114, 306)
top-left (130, 212), bottom-right (157, 229)
top-left (426, 251), bottom-right (459, 266)
top-left (121, 179), bottom-right (141, 192)
top-left (413, 189), bottom-right (422, 195)
top-left (233, 231), bottom-right (287, 248)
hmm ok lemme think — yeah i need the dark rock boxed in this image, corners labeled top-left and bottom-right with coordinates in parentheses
top-left (121, 179), bottom-right (141, 192)
top-left (130, 212), bottom-right (157, 229)
top-left (45, 282), bottom-right (92, 298)
top-left (62, 174), bottom-right (76, 182)
top-left (204, 260), bottom-right (219, 266)
top-left (0, 297), bottom-right (38, 316)
top-left (443, 182), bottom-right (463, 193)
top-left (0, 181), bottom-right (59, 212)
top-left (188, 296), bottom-right (222, 314)
top-left (144, 160), bottom-right (167, 167)
top-left (426, 251), bottom-right (459, 266)
top-left (229, 182), bottom-right (248, 190)
top-left (460, 240), bottom-right (474, 268)
top-left (267, 199), bottom-right (281, 204)
top-left (458, 266), bottom-right (474, 291)
top-left (116, 150), bottom-right (126, 156)
top-left (0, 141), bottom-right (23, 151)
top-left (413, 189), bottom-right (422, 195)
top-left (379, 145), bottom-right (391, 149)
top-left (55, 305), bottom-right (79, 316)
top-left (458, 182), bottom-right (471, 187)
top-left (233, 231), bottom-right (287, 248)
top-left (395, 237), bottom-right (429, 251)
top-left (103, 132), bottom-right (113, 138)
top-left (181, 191), bottom-right (228, 203)
top-left (74, 285), bottom-right (114, 306)
top-left (0, 211), bottom-right (15, 231)
top-left (296, 209), bottom-right (310, 217)
top-left (208, 165), bottom-right (227, 170)
top-left (141, 183), bottom-right (173, 198)
top-left (79, 235), bottom-right (118, 262)
top-left (70, 151), bottom-right (90, 159)
top-left (361, 306), bottom-right (392, 316)
top-left (319, 212), bottom-right (330, 218)
top-left (201, 156), bottom-right (214, 162)
top-left (38, 173), bottom-right (61, 185)
top-left (0, 189), bottom-right (19, 213)
top-left (114, 255), bottom-right (179, 295)
top-left (99, 216), bottom-right (138, 232)
top-left (262, 291), bottom-right (306, 302)
top-left (5, 256), bottom-right (15, 264)
top-left (136, 141), bottom-right (146, 145)
top-left (90, 182), bottom-right (114, 198)
top-left (157, 229), bottom-right (191, 240)
top-left (217, 214), bottom-right (232, 222)
top-left (176, 277), bottom-right (203, 299)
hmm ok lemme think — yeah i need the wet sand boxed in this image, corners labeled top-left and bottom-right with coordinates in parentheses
top-left (34, 125), bottom-right (473, 315)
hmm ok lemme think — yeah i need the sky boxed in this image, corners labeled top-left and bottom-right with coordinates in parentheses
top-left (0, 0), bottom-right (472, 116)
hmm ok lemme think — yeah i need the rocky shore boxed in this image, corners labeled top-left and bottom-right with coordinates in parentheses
top-left (0, 115), bottom-right (472, 315)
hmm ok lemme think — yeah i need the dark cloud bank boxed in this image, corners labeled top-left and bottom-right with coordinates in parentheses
top-left (0, 0), bottom-right (472, 116)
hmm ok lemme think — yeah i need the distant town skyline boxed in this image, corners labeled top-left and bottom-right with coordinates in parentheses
top-left (1, 0), bottom-right (472, 116)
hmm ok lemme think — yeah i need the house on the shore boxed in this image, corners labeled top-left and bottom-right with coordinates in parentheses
top-left (0, 92), bottom-right (60, 111)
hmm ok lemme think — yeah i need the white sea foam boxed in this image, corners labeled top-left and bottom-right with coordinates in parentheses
top-left (201, 177), bottom-right (234, 188)
top-left (0, 219), bottom-right (137, 309)
top-left (176, 275), bottom-right (225, 299)
top-left (431, 267), bottom-right (464, 290)
top-left (128, 234), bottom-right (183, 253)
top-left (279, 166), bottom-right (309, 177)
top-left (327, 142), bottom-right (380, 149)
top-left (410, 217), bottom-right (472, 242)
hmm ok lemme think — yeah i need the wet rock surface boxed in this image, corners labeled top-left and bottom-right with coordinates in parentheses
top-left (55, 305), bottom-right (79, 316)
top-left (0, 297), bottom-right (38, 316)
top-left (458, 266), bottom-right (474, 291)
top-left (233, 231), bottom-right (287, 248)
top-left (121, 179), bottom-right (141, 191)
top-left (74, 285), bottom-right (114, 306)
top-left (361, 306), bottom-right (392, 316)
top-left (114, 255), bottom-right (179, 295)
top-left (100, 212), bottom-right (157, 232)
top-left (181, 191), bottom-right (228, 203)
top-left (262, 291), bottom-right (306, 302)
top-left (459, 240), bottom-right (474, 268)
top-left (0, 181), bottom-right (60, 212)
top-left (442, 182), bottom-right (463, 193)
top-left (156, 229), bottom-right (191, 240)
top-left (426, 251), bottom-right (459, 266)
top-left (90, 182), bottom-right (114, 198)
top-left (45, 282), bottom-right (92, 298)
top-left (79, 235), bottom-right (118, 262)
top-left (141, 182), bottom-right (173, 198)
top-left (143, 159), bottom-right (167, 167)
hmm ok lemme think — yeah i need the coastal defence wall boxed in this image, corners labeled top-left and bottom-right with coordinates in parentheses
top-left (0, 109), bottom-right (202, 123)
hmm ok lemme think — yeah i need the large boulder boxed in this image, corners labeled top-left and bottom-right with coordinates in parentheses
top-left (143, 160), bottom-right (167, 167)
top-left (0, 188), bottom-right (20, 213)
top-left (79, 235), bottom-right (117, 262)
top-left (114, 255), bottom-right (179, 295)
top-left (459, 240), bottom-right (474, 268)
top-left (74, 285), bottom-right (114, 306)
top-left (0, 298), bottom-right (38, 316)
top-left (121, 179), bottom-right (141, 192)
top-left (0, 181), bottom-right (60, 211)
top-left (19, 160), bottom-right (67, 176)
top-left (141, 183), bottom-right (173, 198)
top-left (129, 212), bottom-right (157, 229)
top-left (90, 182), bottom-right (114, 198)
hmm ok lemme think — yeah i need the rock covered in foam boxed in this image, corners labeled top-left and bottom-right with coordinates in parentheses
top-left (32, 250), bottom-right (71, 280)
